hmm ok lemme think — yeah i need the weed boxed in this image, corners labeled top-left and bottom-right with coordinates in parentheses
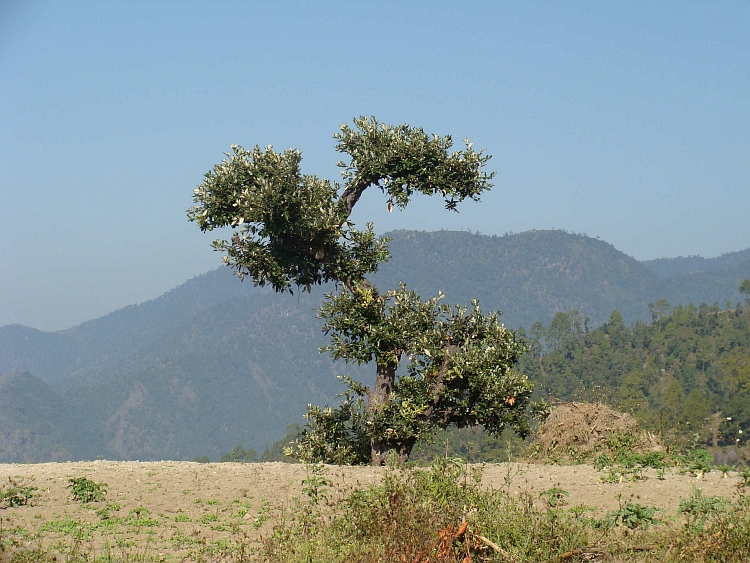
top-left (253, 500), bottom-right (272, 530)
top-left (301, 463), bottom-right (331, 505)
top-left (675, 448), bottom-right (714, 477)
top-left (738, 467), bottom-right (750, 487)
top-left (539, 487), bottom-right (569, 508)
top-left (67, 477), bottom-right (107, 503)
top-left (127, 506), bottom-right (159, 527)
top-left (608, 498), bottom-right (661, 530)
top-left (39, 518), bottom-right (94, 541)
top-left (595, 450), bottom-right (667, 482)
top-left (679, 487), bottom-right (728, 531)
top-left (95, 502), bottom-right (120, 521)
top-left (671, 491), bottom-right (750, 561)
top-left (261, 458), bottom-right (606, 562)
top-left (716, 463), bottom-right (736, 477)
top-left (0, 477), bottom-right (38, 508)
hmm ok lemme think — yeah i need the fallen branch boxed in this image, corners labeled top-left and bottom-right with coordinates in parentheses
top-left (476, 535), bottom-right (519, 563)
top-left (560, 546), bottom-right (606, 559)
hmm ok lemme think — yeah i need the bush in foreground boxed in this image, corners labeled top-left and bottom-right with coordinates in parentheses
top-left (260, 458), bottom-right (750, 563)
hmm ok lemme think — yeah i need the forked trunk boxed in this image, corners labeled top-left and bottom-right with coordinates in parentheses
top-left (371, 437), bottom-right (417, 466)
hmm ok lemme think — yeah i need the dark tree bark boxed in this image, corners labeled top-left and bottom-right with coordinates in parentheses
top-left (368, 360), bottom-right (399, 465)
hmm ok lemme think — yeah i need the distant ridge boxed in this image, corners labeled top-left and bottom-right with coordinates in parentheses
top-left (1, 229), bottom-right (748, 462)
top-left (643, 247), bottom-right (750, 278)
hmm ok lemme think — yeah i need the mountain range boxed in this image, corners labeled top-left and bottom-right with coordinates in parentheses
top-left (1, 229), bottom-right (749, 462)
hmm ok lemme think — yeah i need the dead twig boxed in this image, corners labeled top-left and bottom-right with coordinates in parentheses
top-left (476, 535), bottom-right (519, 563)
top-left (560, 546), bottom-right (606, 559)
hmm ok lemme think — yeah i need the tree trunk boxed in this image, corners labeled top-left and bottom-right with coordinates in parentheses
top-left (369, 360), bottom-right (403, 465)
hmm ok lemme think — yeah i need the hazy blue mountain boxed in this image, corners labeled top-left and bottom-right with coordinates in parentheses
top-left (643, 247), bottom-right (750, 278)
top-left (377, 230), bottom-right (659, 328)
top-left (0, 325), bottom-right (83, 384)
top-left (0, 371), bottom-right (75, 462)
top-left (1, 229), bottom-right (748, 462)
top-left (0, 268), bottom-right (260, 384)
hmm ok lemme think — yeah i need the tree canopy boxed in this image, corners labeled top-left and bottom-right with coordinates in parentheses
top-left (189, 117), bottom-right (535, 464)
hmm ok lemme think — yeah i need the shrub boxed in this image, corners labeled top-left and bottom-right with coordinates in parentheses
top-left (0, 477), bottom-right (38, 508)
top-left (67, 477), bottom-right (107, 503)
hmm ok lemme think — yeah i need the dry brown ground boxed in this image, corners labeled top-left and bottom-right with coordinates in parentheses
top-left (0, 461), bottom-right (745, 560)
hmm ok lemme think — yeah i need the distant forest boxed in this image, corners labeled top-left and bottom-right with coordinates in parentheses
top-left (518, 301), bottom-right (750, 449)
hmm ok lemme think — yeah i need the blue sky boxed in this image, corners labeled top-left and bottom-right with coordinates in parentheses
top-left (1, 0), bottom-right (748, 330)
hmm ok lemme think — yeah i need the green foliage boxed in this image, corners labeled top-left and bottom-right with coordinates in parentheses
top-left (539, 487), bottom-right (569, 508)
top-left (261, 424), bottom-right (304, 463)
top-left (608, 499), bottom-right (661, 530)
top-left (679, 487), bottom-right (728, 531)
top-left (520, 303), bottom-right (750, 450)
top-left (300, 464), bottom-right (331, 505)
top-left (127, 506), bottom-right (159, 527)
top-left (0, 477), bottom-right (38, 508)
top-left (595, 449), bottom-right (669, 483)
top-left (258, 457), bottom-right (750, 563)
top-left (189, 117), bottom-right (533, 464)
top-left (739, 279), bottom-right (750, 306)
top-left (295, 285), bottom-right (533, 464)
top-left (192, 455), bottom-right (210, 463)
top-left (288, 388), bottom-right (370, 465)
top-left (218, 444), bottom-right (257, 463)
top-left (188, 116), bottom-right (491, 293)
top-left (67, 477), bottom-right (107, 503)
top-left (675, 447), bottom-right (714, 477)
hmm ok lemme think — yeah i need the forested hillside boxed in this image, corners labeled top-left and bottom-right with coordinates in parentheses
top-left (518, 303), bottom-right (750, 449)
top-left (380, 230), bottom-right (750, 328)
top-left (643, 248), bottom-right (750, 278)
top-left (1, 229), bottom-right (749, 462)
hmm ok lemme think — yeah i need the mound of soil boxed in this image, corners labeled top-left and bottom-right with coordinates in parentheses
top-left (529, 402), bottom-right (661, 463)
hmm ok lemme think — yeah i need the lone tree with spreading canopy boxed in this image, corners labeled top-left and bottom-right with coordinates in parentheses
top-left (189, 117), bottom-right (537, 465)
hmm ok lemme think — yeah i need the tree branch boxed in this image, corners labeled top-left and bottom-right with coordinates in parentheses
top-left (339, 177), bottom-right (375, 215)
top-left (420, 343), bottom-right (459, 424)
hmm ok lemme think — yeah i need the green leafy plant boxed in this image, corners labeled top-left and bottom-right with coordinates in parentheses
top-left (95, 502), bottom-right (120, 521)
top-left (301, 463), bottom-right (331, 505)
top-left (0, 477), bottom-right (38, 508)
top-left (738, 467), bottom-right (750, 487)
top-left (67, 477), bottom-right (107, 503)
top-left (716, 463), bottom-right (736, 477)
top-left (679, 487), bottom-right (728, 531)
top-left (128, 506), bottom-right (159, 527)
top-left (608, 499), bottom-right (661, 530)
top-left (594, 449), bottom-right (667, 483)
top-left (539, 487), bottom-right (569, 508)
top-left (676, 448), bottom-right (714, 476)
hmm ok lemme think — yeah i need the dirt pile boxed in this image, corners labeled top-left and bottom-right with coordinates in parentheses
top-left (529, 402), bottom-right (661, 463)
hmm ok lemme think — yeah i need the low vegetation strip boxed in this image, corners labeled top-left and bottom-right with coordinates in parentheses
top-left (0, 460), bottom-right (748, 562)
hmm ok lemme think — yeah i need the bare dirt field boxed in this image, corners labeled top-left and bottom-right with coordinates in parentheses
top-left (1, 460), bottom-right (746, 560)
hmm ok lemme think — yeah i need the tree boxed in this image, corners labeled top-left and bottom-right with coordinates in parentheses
top-left (188, 117), bottom-right (535, 465)
top-left (740, 279), bottom-right (750, 307)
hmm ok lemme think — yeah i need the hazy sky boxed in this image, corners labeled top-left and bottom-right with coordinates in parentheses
top-left (2, 1), bottom-right (748, 331)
